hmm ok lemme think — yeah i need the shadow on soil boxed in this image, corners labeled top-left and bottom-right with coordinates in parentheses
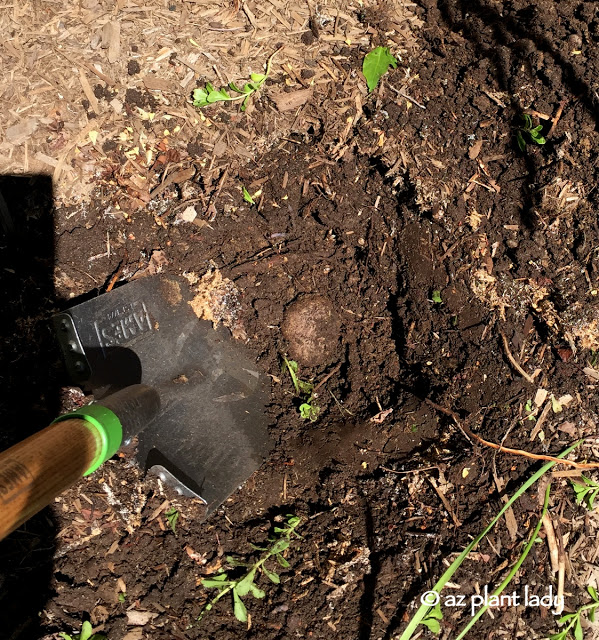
top-left (435, 0), bottom-right (599, 230)
top-left (0, 175), bottom-right (60, 640)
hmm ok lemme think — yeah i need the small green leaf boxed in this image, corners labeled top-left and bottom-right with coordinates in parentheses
top-left (420, 601), bottom-right (443, 633)
top-left (233, 589), bottom-right (248, 622)
top-left (202, 574), bottom-right (232, 589)
top-left (590, 606), bottom-right (596, 623)
top-left (242, 186), bottom-right (255, 205)
top-left (229, 82), bottom-right (242, 93)
top-left (276, 553), bottom-right (290, 568)
top-left (192, 88), bottom-right (209, 107)
top-left (79, 622), bottom-right (93, 640)
top-left (235, 571), bottom-right (257, 597)
top-left (226, 555), bottom-right (250, 567)
top-left (557, 613), bottom-right (575, 623)
top-left (551, 395), bottom-right (562, 413)
top-left (250, 73), bottom-right (266, 84)
top-left (249, 543), bottom-right (268, 551)
top-left (574, 616), bottom-right (583, 640)
top-left (165, 507), bottom-right (179, 533)
top-left (298, 381), bottom-right (314, 396)
top-left (59, 635), bottom-right (72, 640)
top-left (432, 290), bottom-right (442, 304)
top-left (287, 515), bottom-right (301, 527)
top-left (241, 94), bottom-right (251, 111)
top-left (589, 585), bottom-right (599, 601)
top-left (264, 567), bottom-right (280, 584)
top-left (249, 583), bottom-right (266, 598)
top-left (532, 124), bottom-right (543, 133)
top-left (534, 135), bottom-right (546, 145)
top-left (522, 113), bottom-right (533, 129)
top-left (206, 89), bottom-right (226, 103)
top-left (118, 592), bottom-right (126, 602)
top-left (271, 538), bottom-right (290, 555)
top-left (421, 617), bottom-right (441, 634)
top-left (363, 46), bottom-right (398, 92)
top-left (299, 402), bottom-right (320, 421)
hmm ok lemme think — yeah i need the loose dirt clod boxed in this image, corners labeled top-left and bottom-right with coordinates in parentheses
top-left (188, 267), bottom-right (247, 340)
top-left (281, 296), bottom-right (340, 368)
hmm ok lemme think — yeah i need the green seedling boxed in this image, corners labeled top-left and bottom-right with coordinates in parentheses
top-left (165, 507), bottom-right (179, 534)
top-left (550, 586), bottom-right (599, 640)
top-left (571, 475), bottom-right (599, 511)
top-left (516, 113), bottom-right (546, 151)
top-left (454, 484), bottom-right (551, 639)
top-left (363, 46), bottom-right (398, 92)
top-left (242, 186), bottom-right (255, 205)
top-left (282, 357), bottom-right (320, 422)
top-left (524, 400), bottom-right (536, 421)
top-left (193, 51), bottom-right (277, 112)
top-left (198, 515), bottom-right (302, 624)
top-left (399, 441), bottom-right (581, 640)
top-left (431, 290), bottom-right (442, 304)
top-left (421, 601), bottom-right (443, 634)
top-left (59, 621), bottom-right (105, 640)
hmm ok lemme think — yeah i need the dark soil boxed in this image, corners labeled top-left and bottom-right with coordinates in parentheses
top-left (2, 1), bottom-right (599, 639)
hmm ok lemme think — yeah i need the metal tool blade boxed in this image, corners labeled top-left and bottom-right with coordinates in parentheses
top-left (53, 275), bottom-right (269, 513)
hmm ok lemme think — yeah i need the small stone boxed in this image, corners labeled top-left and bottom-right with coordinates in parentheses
top-left (282, 296), bottom-right (340, 367)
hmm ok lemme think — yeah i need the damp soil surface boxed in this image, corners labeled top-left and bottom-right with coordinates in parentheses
top-left (3, 1), bottom-right (599, 639)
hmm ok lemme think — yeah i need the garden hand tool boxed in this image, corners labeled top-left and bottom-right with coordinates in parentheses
top-left (0, 274), bottom-right (269, 541)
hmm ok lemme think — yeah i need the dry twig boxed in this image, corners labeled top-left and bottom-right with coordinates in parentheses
top-left (542, 512), bottom-right (559, 574)
top-left (548, 99), bottom-right (568, 138)
top-left (499, 331), bottom-right (535, 384)
top-left (428, 476), bottom-right (461, 527)
top-left (425, 398), bottom-right (599, 469)
top-left (105, 251), bottom-right (128, 293)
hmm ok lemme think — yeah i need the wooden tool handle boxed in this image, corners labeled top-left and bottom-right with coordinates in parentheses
top-left (0, 419), bottom-right (99, 541)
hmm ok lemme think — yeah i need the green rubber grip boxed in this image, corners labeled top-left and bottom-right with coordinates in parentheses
top-left (52, 405), bottom-right (123, 476)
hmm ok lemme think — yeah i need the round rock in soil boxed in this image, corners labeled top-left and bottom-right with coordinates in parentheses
top-left (281, 295), bottom-right (340, 368)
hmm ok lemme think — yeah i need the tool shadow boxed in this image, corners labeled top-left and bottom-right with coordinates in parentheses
top-left (0, 175), bottom-right (60, 640)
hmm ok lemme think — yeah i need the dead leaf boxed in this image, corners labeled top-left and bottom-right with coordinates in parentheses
top-left (557, 347), bottom-right (573, 362)
top-left (534, 388), bottom-right (548, 407)
top-left (271, 88), bottom-right (313, 112)
top-left (185, 545), bottom-right (207, 564)
top-left (203, 557), bottom-right (223, 574)
top-left (370, 408), bottom-right (393, 424)
top-left (177, 205), bottom-right (197, 223)
top-left (143, 76), bottom-right (177, 92)
top-left (558, 421), bottom-right (577, 436)
top-left (6, 119), bottom-right (39, 145)
top-left (468, 139), bottom-right (483, 159)
top-left (126, 610), bottom-right (157, 626)
top-left (558, 394), bottom-right (574, 407)
top-left (147, 250), bottom-right (169, 275)
top-left (91, 605), bottom-right (110, 624)
top-left (122, 629), bottom-right (144, 640)
top-left (584, 367), bottom-right (599, 381)
top-left (102, 21), bottom-right (121, 64)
